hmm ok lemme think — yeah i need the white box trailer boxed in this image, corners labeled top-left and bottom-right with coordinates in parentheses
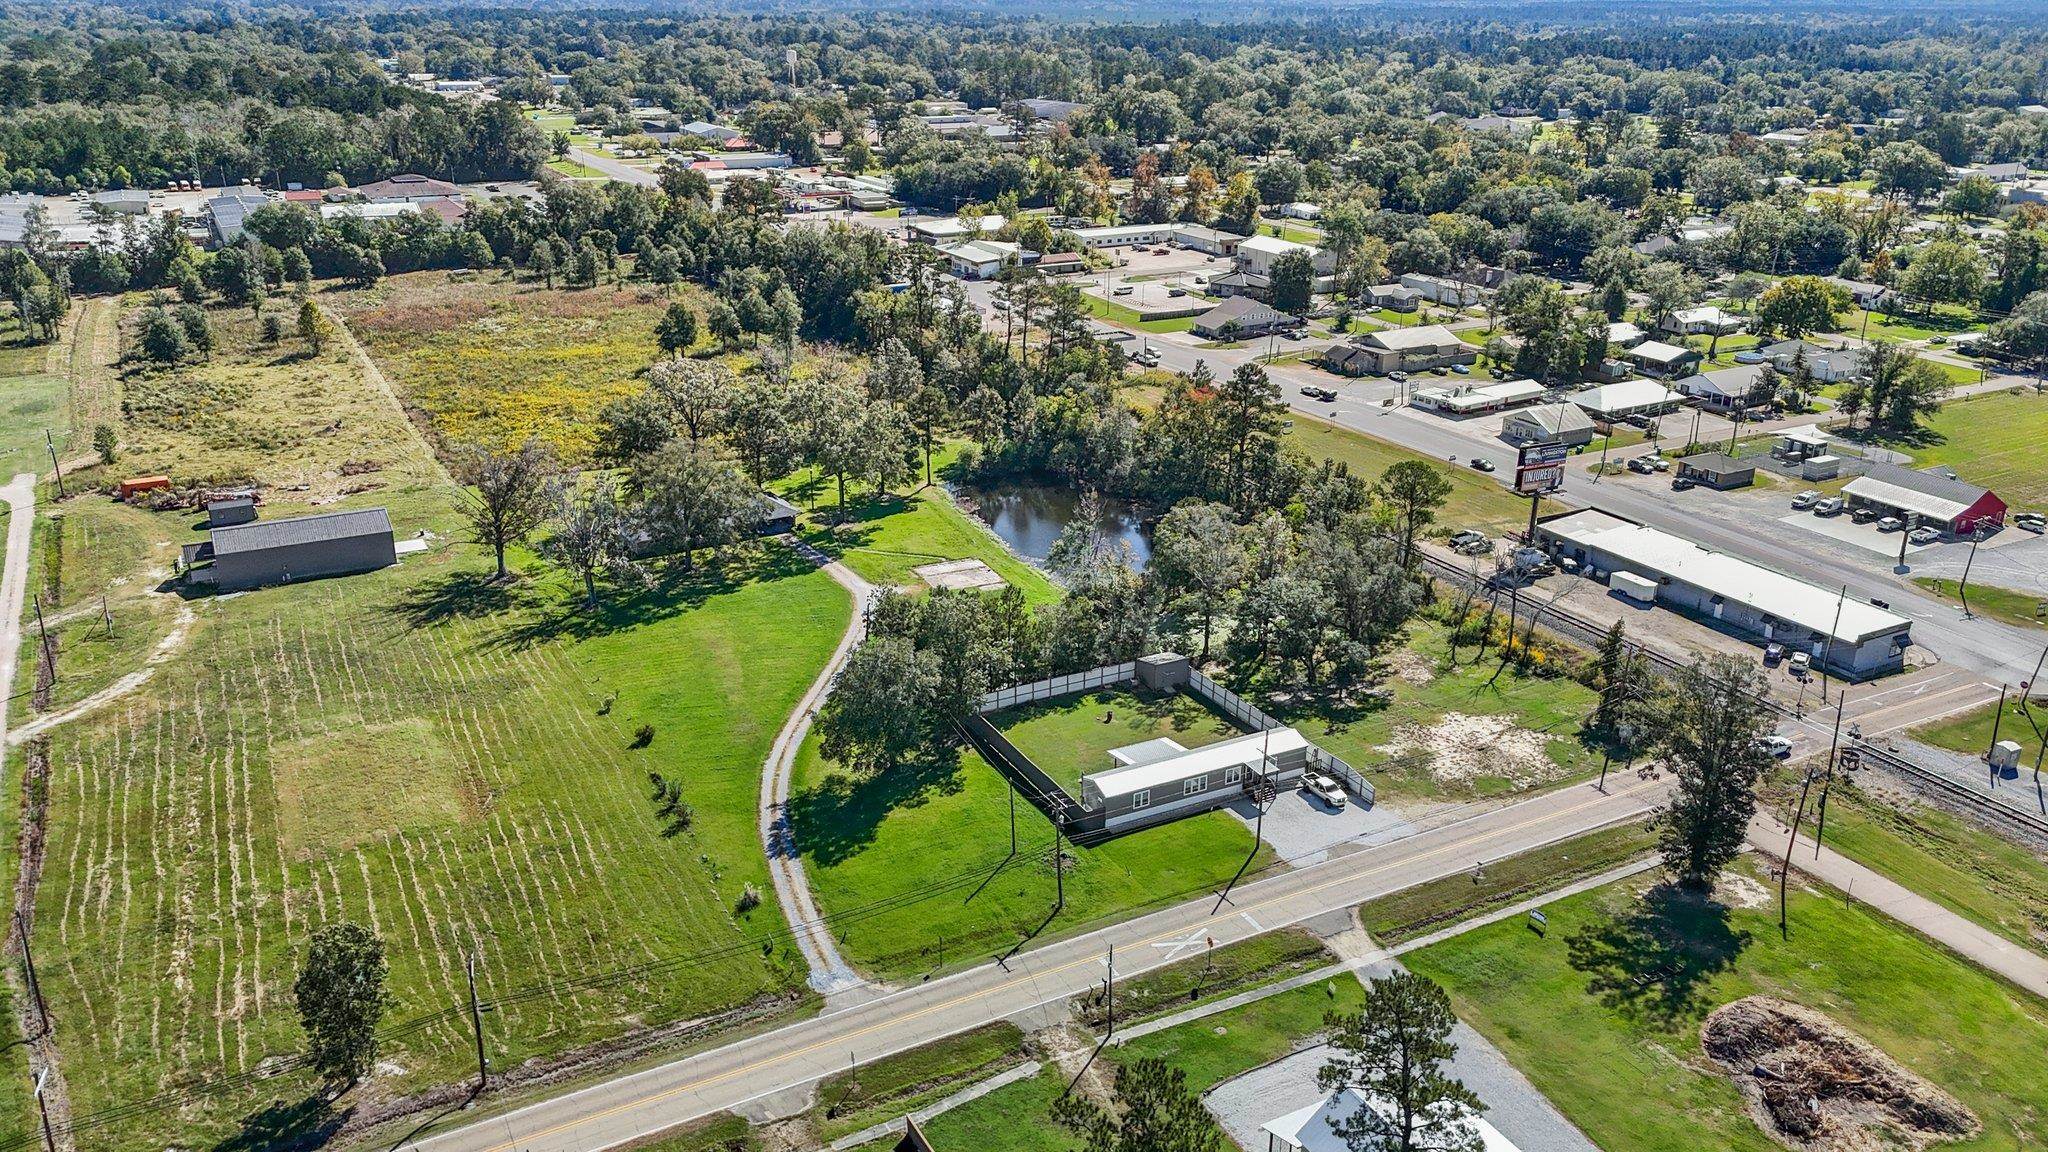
top-left (1612, 570), bottom-right (1659, 603)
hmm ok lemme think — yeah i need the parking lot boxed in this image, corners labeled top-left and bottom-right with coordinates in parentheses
top-left (1225, 785), bottom-right (1416, 868)
top-left (1081, 245), bottom-right (1229, 318)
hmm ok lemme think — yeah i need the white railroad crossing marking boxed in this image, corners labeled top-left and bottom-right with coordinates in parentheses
top-left (1151, 929), bottom-right (1213, 963)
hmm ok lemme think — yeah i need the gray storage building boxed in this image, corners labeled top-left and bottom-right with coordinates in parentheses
top-left (200, 507), bottom-right (397, 590)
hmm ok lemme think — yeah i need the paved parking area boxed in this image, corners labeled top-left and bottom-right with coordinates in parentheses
top-left (1777, 511), bottom-right (1928, 558)
top-left (1226, 787), bottom-right (1416, 867)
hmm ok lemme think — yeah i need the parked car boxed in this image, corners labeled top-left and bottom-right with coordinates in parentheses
top-left (1789, 652), bottom-right (1812, 677)
top-left (1877, 516), bottom-right (1904, 532)
top-left (1450, 363), bottom-right (1471, 375)
top-left (1626, 456), bottom-right (1656, 475)
top-left (1791, 490), bottom-right (1820, 510)
top-left (1851, 506), bottom-right (1879, 524)
top-left (1764, 642), bottom-right (1785, 665)
top-left (1450, 530), bottom-right (1490, 554)
top-left (1624, 413), bottom-right (1654, 428)
top-left (1649, 456), bottom-right (1671, 473)
top-left (1166, 287), bottom-right (1186, 298)
top-left (1471, 457), bottom-right (1496, 472)
top-left (1908, 526), bottom-right (1942, 545)
top-left (1814, 497), bottom-right (1845, 516)
top-left (1302, 773), bottom-right (1347, 809)
top-left (2015, 512), bottom-right (2046, 533)
top-left (1869, 597), bottom-right (1890, 609)
top-left (1388, 371), bottom-right (1409, 382)
top-left (1133, 348), bottom-right (1161, 367)
top-left (1112, 285), bottom-right (1134, 296)
top-left (1752, 735), bottom-right (1794, 758)
top-left (1281, 329), bottom-right (1304, 340)
top-left (1671, 475), bottom-right (1696, 490)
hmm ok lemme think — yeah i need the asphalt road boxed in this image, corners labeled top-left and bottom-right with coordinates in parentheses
top-left (401, 776), bottom-right (1667, 1152)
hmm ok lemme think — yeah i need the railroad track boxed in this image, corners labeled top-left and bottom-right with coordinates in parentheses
top-left (1420, 550), bottom-right (2048, 842)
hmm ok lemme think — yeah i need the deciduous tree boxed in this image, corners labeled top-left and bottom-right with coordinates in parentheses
top-left (293, 922), bottom-right (388, 1089)
top-left (1655, 653), bottom-right (1777, 888)
top-left (452, 439), bottom-right (561, 580)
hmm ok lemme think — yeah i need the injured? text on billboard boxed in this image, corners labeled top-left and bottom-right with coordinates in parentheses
top-left (1516, 462), bottom-right (1564, 495)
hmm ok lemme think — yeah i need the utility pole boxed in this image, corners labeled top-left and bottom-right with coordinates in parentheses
top-left (1956, 524), bottom-right (1987, 618)
top-left (30, 596), bottom-right (53, 686)
top-left (1818, 584), bottom-right (1847, 704)
top-left (465, 950), bottom-right (488, 1097)
top-left (16, 912), bottom-right (48, 1038)
top-left (1814, 693), bottom-right (1847, 858)
top-left (1780, 762), bottom-right (1819, 940)
top-left (32, 1067), bottom-right (55, 1152)
top-left (1987, 683), bottom-right (2008, 773)
top-left (1104, 943), bottom-right (1115, 1038)
top-left (1053, 823), bottom-right (1065, 911)
top-left (43, 431), bottom-right (62, 499)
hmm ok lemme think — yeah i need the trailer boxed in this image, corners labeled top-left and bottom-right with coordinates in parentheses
top-left (1611, 570), bottom-right (1659, 604)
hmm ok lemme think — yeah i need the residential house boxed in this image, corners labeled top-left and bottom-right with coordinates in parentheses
top-left (1621, 339), bottom-right (1703, 378)
top-left (1604, 320), bottom-right (1648, 347)
top-left (1329, 325), bottom-right (1477, 376)
top-left (1191, 297), bottom-right (1303, 339)
top-left (1366, 284), bottom-right (1420, 312)
top-left (1675, 451), bottom-right (1757, 489)
top-left (1659, 306), bottom-right (1745, 337)
top-left (1673, 366), bottom-right (1771, 413)
top-left (1398, 272), bottom-right (1480, 307)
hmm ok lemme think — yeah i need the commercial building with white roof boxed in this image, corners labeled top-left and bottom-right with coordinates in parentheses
top-left (1568, 379), bottom-right (1684, 420)
top-left (1411, 378), bottom-right (1546, 415)
top-left (1261, 1089), bottom-right (1521, 1152)
top-left (1536, 509), bottom-right (1912, 678)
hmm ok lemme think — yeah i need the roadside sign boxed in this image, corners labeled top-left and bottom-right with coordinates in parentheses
top-left (1518, 441), bottom-right (1568, 469)
top-left (1528, 909), bottom-right (1548, 936)
top-left (1515, 463), bottom-right (1564, 495)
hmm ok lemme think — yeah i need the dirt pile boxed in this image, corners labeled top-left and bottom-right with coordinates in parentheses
top-left (1701, 997), bottom-right (1978, 1152)
top-left (1379, 712), bottom-right (1555, 787)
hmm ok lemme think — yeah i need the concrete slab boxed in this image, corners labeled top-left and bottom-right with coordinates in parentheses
top-left (1777, 512), bottom-right (1927, 558)
top-left (912, 558), bottom-right (1007, 592)
top-left (1225, 788), bottom-right (1417, 868)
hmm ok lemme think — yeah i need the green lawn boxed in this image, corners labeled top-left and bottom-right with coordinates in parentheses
top-left (1079, 293), bottom-right (1197, 333)
top-left (1407, 859), bottom-right (2048, 1152)
top-left (1854, 389), bottom-right (2048, 510)
top-left (1074, 927), bottom-right (1331, 1029)
top-left (22, 303), bottom-right (858, 1148)
top-left (1258, 221), bottom-right (1325, 245)
top-left (1258, 619), bottom-right (1607, 806)
top-left (547, 156), bottom-right (610, 179)
top-left (991, 687), bottom-right (1242, 794)
top-left (918, 1065), bottom-right (1075, 1152)
top-left (1765, 773), bottom-right (2048, 954)
top-left (789, 735), bottom-right (1271, 982)
top-left (1283, 414), bottom-right (1546, 538)
top-left (789, 473), bottom-right (1060, 606)
top-left (811, 1022), bottom-right (1028, 1142)
top-left (1834, 305), bottom-right (1987, 343)
top-left (1357, 821), bottom-right (1658, 944)
top-left (1912, 696), bottom-right (2046, 767)
top-left (0, 311), bottom-right (75, 476)
top-left (625, 1112), bottom-right (762, 1152)
top-left (1912, 577), bottom-right (2047, 630)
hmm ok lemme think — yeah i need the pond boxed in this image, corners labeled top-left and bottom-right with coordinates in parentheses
top-left (954, 479), bottom-right (1153, 570)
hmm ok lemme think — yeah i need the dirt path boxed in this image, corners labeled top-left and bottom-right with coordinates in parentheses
top-left (0, 474), bottom-right (38, 747)
top-left (760, 538), bottom-right (877, 1007)
top-left (6, 599), bottom-right (195, 747)
top-left (317, 300), bottom-right (457, 487)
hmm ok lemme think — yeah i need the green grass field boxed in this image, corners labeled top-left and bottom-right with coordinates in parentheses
top-left (1284, 414), bottom-right (1550, 538)
top-left (625, 1112), bottom-right (762, 1152)
top-left (12, 298), bottom-right (859, 1149)
top-left (789, 734), bottom-right (1270, 981)
top-left (1834, 305), bottom-right (1987, 343)
top-left (1074, 927), bottom-right (1331, 1029)
top-left (1912, 577), bottom-right (2047, 630)
top-left (1078, 293), bottom-right (1197, 334)
top-left (1765, 773), bottom-right (2048, 953)
top-left (0, 312), bottom-right (71, 476)
top-left (784, 461), bottom-right (1059, 604)
top-left (546, 156), bottom-right (610, 179)
top-left (1407, 858), bottom-right (2048, 1152)
top-left (991, 688), bottom-right (1241, 793)
top-left (1258, 619), bottom-right (1606, 805)
top-left (338, 271), bottom-right (679, 464)
top-left (1857, 389), bottom-right (2048, 510)
top-left (1912, 696), bottom-right (2045, 767)
top-left (810, 1022), bottom-right (1028, 1142)
top-left (1357, 821), bottom-right (1658, 944)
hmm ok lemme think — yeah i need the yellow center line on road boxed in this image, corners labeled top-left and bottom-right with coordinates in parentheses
top-left (458, 777), bottom-right (1665, 1152)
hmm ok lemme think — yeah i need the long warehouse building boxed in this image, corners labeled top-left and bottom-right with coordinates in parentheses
top-left (1535, 509), bottom-right (1912, 678)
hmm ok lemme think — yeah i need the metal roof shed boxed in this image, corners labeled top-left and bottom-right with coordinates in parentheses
top-left (208, 507), bottom-right (397, 590)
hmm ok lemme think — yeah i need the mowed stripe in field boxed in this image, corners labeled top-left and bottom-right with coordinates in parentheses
top-left (33, 557), bottom-right (852, 1150)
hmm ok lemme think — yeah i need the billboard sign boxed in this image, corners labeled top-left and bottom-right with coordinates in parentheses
top-left (1518, 441), bottom-right (1569, 469)
top-left (1515, 463), bottom-right (1565, 495)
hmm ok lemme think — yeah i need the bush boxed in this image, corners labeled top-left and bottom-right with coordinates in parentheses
top-left (736, 883), bottom-right (761, 914)
top-left (631, 723), bottom-right (655, 748)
